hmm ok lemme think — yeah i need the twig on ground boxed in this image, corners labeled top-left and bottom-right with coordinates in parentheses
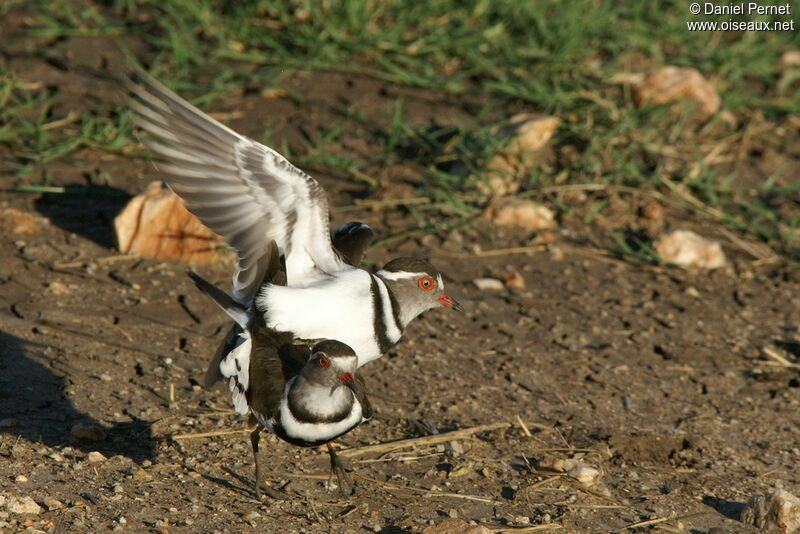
top-left (516, 414), bottom-right (532, 437)
top-left (355, 474), bottom-right (498, 504)
top-left (491, 525), bottom-right (563, 532)
top-left (762, 346), bottom-right (800, 369)
top-left (623, 511), bottom-right (709, 530)
top-left (338, 422), bottom-right (510, 458)
top-left (171, 429), bottom-right (248, 441)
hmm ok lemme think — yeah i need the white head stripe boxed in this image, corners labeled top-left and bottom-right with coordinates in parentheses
top-left (375, 270), bottom-right (424, 281)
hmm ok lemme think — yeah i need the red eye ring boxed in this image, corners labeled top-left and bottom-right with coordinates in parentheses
top-left (318, 354), bottom-right (330, 368)
top-left (418, 276), bottom-right (436, 292)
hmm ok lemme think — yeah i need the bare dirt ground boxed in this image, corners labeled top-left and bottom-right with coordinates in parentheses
top-left (2, 23), bottom-right (800, 534)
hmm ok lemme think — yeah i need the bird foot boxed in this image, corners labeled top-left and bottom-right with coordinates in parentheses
top-left (327, 443), bottom-right (355, 497)
top-left (255, 481), bottom-right (289, 500)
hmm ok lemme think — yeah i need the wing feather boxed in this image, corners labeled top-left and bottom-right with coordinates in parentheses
top-left (128, 70), bottom-right (346, 304)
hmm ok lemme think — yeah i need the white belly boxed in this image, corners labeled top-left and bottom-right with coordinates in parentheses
top-left (275, 378), bottom-right (365, 442)
top-left (255, 269), bottom-right (382, 366)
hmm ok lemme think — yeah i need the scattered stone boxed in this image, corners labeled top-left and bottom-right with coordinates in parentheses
top-left (685, 286), bottom-right (701, 298)
top-left (542, 457), bottom-right (575, 472)
top-left (486, 198), bottom-right (555, 231)
top-left (42, 497), bottom-right (63, 511)
top-left (132, 468), bottom-right (153, 482)
top-left (567, 463), bottom-right (602, 487)
top-left (742, 489), bottom-right (800, 533)
top-left (0, 206), bottom-right (47, 235)
top-left (71, 424), bottom-right (107, 442)
top-left (6, 496), bottom-right (42, 515)
top-left (654, 230), bottom-right (727, 269)
top-left (481, 114), bottom-right (560, 196)
top-left (15, 475), bottom-right (28, 483)
top-left (473, 278), bottom-right (505, 292)
top-left (114, 181), bottom-right (226, 264)
top-left (87, 451), bottom-right (106, 463)
top-left (242, 510), bottom-right (261, 522)
top-left (112, 484), bottom-right (124, 494)
top-left (503, 269), bottom-right (526, 290)
top-left (45, 281), bottom-right (70, 295)
top-left (422, 518), bottom-right (493, 534)
top-left (634, 66), bottom-right (720, 118)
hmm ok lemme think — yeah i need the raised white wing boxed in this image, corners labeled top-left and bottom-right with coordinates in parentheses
top-left (128, 71), bottom-right (346, 304)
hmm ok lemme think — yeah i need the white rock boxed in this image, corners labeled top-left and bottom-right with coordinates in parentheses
top-left (567, 464), bottom-right (602, 486)
top-left (634, 66), bottom-right (720, 118)
top-left (15, 475), bottom-right (27, 483)
top-left (6, 496), bottom-right (42, 515)
top-left (742, 489), bottom-right (800, 533)
top-left (654, 230), bottom-right (727, 269)
top-left (487, 198), bottom-right (555, 231)
top-left (473, 278), bottom-right (505, 291)
top-left (87, 451), bottom-right (106, 463)
top-left (42, 497), bottom-right (63, 511)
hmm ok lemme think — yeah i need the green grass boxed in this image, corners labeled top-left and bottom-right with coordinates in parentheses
top-left (2, 0), bottom-right (799, 260)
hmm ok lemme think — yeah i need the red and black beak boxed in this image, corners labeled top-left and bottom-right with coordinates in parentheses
top-left (438, 294), bottom-right (463, 312)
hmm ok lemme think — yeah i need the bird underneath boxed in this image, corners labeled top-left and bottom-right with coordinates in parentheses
top-left (127, 68), bottom-right (462, 377)
top-left (189, 266), bottom-right (372, 497)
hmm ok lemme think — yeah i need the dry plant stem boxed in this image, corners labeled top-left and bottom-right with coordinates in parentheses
top-left (624, 511), bottom-right (710, 530)
top-left (762, 346), bottom-right (800, 369)
top-left (355, 474), bottom-right (498, 504)
top-left (516, 414), bottom-right (533, 437)
top-left (717, 227), bottom-right (776, 261)
top-left (172, 429), bottom-right (249, 441)
top-left (338, 422), bottom-right (511, 458)
top-left (493, 525), bottom-right (564, 532)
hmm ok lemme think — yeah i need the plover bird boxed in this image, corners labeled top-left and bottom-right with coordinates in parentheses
top-left (189, 261), bottom-right (371, 497)
top-left (128, 70), bottom-right (462, 371)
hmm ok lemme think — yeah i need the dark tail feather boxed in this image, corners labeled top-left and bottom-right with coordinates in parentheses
top-left (187, 270), bottom-right (250, 329)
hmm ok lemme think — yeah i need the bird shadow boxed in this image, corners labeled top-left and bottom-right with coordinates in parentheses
top-left (701, 494), bottom-right (745, 522)
top-left (34, 184), bottom-right (131, 249)
top-left (0, 330), bottom-right (155, 462)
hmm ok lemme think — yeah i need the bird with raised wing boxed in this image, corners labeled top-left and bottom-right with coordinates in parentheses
top-left (127, 70), bottom-right (462, 378)
top-left (188, 258), bottom-right (371, 497)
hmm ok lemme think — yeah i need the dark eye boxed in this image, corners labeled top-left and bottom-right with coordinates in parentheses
top-left (417, 276), bottom-right (436, 292)
top-left (318, 354), bottom-right (330, 368)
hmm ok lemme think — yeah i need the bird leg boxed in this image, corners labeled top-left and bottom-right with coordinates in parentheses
top-left (326, 442), bottom-right (353, 496)
top-left (250, 426), bottom-right (265, 498)
top-left (250, 426), bottom-right (288, 500)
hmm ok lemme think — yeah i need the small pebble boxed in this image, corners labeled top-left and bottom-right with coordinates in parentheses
top-left (43, 497), bottom-right (64, 511)
top-left (87, 451), bottom-right (106, 463)
top-left (242, 511), bottom-right (260, 522)
top-left (15, 475), bottom-right (28, 482)
top-left (473, 278), bottom-right (505, 291)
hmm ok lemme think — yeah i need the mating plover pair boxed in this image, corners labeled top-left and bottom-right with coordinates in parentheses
top-left (128, 71), bottom-right (461, 495)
